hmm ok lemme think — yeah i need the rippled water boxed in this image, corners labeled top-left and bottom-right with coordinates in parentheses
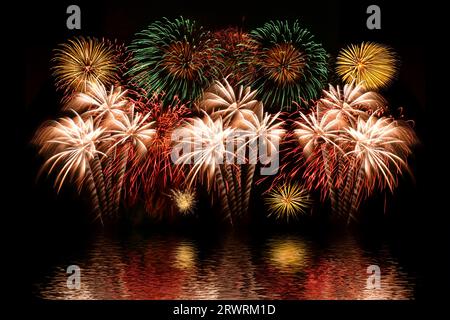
top-left (34, 230), bottom-right (416, 300)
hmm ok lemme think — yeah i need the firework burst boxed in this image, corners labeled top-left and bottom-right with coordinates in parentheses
top-left (339, 115), bottom-right (416, 222)
top-left (33, 112), bottom-right (109, 221)
top-left (170, 189), bottom-right (197, 215)
top-left (241, 20), bottom-right (328, 110)
top-left (128, 17), bottom-right (222, 104)
top-left (68, 81), bottom-right (129, 123)
top-left (336, 42), bottom-right (398, 90)
top-left (197, 78), bottom-right (261, 125)
top-left (213, 28), bottom-right (256, 85)
top-left (52, 37), bottom-right (119, 96)
top-left (265, 183), bottom-right (312, 221)
top-left (318, 82), bottom-right (386, 126)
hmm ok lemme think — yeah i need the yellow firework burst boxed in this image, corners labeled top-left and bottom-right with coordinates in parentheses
top-left (170, 189), bottom-right (197, 215)
top-left (52, 37), bottom-right (118, 94)
top-left (336, 42), bottom-right (397, 90)
top-left (265, 183), bottom-right (312, 221)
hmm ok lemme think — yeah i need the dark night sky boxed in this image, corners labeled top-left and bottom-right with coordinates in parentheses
top-left (21, 0), bottom-right (446, 299)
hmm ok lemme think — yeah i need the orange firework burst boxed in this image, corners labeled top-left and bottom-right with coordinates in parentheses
top-left (263, 43), bottom-right (306, 85)
top-left (52, 37), bottom-right (119, 95)
top-left (336, 42), bottom-right (398, 90)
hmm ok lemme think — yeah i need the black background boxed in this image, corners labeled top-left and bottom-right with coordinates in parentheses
top-left (20, 0), bottom-right (447, 309)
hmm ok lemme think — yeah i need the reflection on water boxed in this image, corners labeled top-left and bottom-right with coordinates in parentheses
top-left (34, 231), bottom-right (416, 300)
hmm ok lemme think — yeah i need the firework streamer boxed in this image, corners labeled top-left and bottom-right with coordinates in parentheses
top-left (240, 20), bottom-right (328, 110)
top-left (240, 110), bottom-right (286, 217)
top-left (216, 165), bottom-right (234, 225)
top-left (90, 152), bottom-right (109, 215)
top-left (320, 144), bottom-right (338, 213)
top-left (222, 163), bottom-right (238, 216)
top-left (84, 162), bottom-right (104, 224)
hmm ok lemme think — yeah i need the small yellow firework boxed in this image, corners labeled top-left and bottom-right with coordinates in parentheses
top-left (336, 42), bottom-right (397, 90)
top-left (265, 183), bottom-right (312, 220)
top-left (170, 189), bottom-right (197, 215)
top-left (52, 37), bottom-right (118, 94)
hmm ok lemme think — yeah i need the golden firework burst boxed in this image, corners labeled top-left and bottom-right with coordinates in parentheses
top-left (265, 183), bottom-right (312, 220)
top-left (336, 42), bottom-right (397, 90)
top-left (262, 43), bottom-right (306, 85)
top-left (52, 37), bottom-right (118, 94)
top-left (170, 189), bottom-right (197, 215)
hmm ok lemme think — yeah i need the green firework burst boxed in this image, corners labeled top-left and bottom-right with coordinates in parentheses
top-left (127, 17), bottom-right (222, 105)
top-left (240, 20), bottom-right (329, 110)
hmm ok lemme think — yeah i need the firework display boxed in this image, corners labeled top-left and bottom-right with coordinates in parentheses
top-left (33, 16), bottom-right (417, 226)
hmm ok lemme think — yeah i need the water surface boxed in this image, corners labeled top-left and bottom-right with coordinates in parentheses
top-left (34, 230), bottom-right (416, 300)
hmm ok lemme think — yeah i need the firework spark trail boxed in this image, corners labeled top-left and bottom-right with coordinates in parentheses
top-left (242, 164), bottom-right (256, 216)
top-left (239, 110), bottom-right (286, 215)
top-left (216, 166), bottom-right (233, 225)
top-left (222, 164), bottom-right (238, 216)
top-left (91, 152), bottom-right (109, 215)
top-left (82, 162), bottom-right (103, 224)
